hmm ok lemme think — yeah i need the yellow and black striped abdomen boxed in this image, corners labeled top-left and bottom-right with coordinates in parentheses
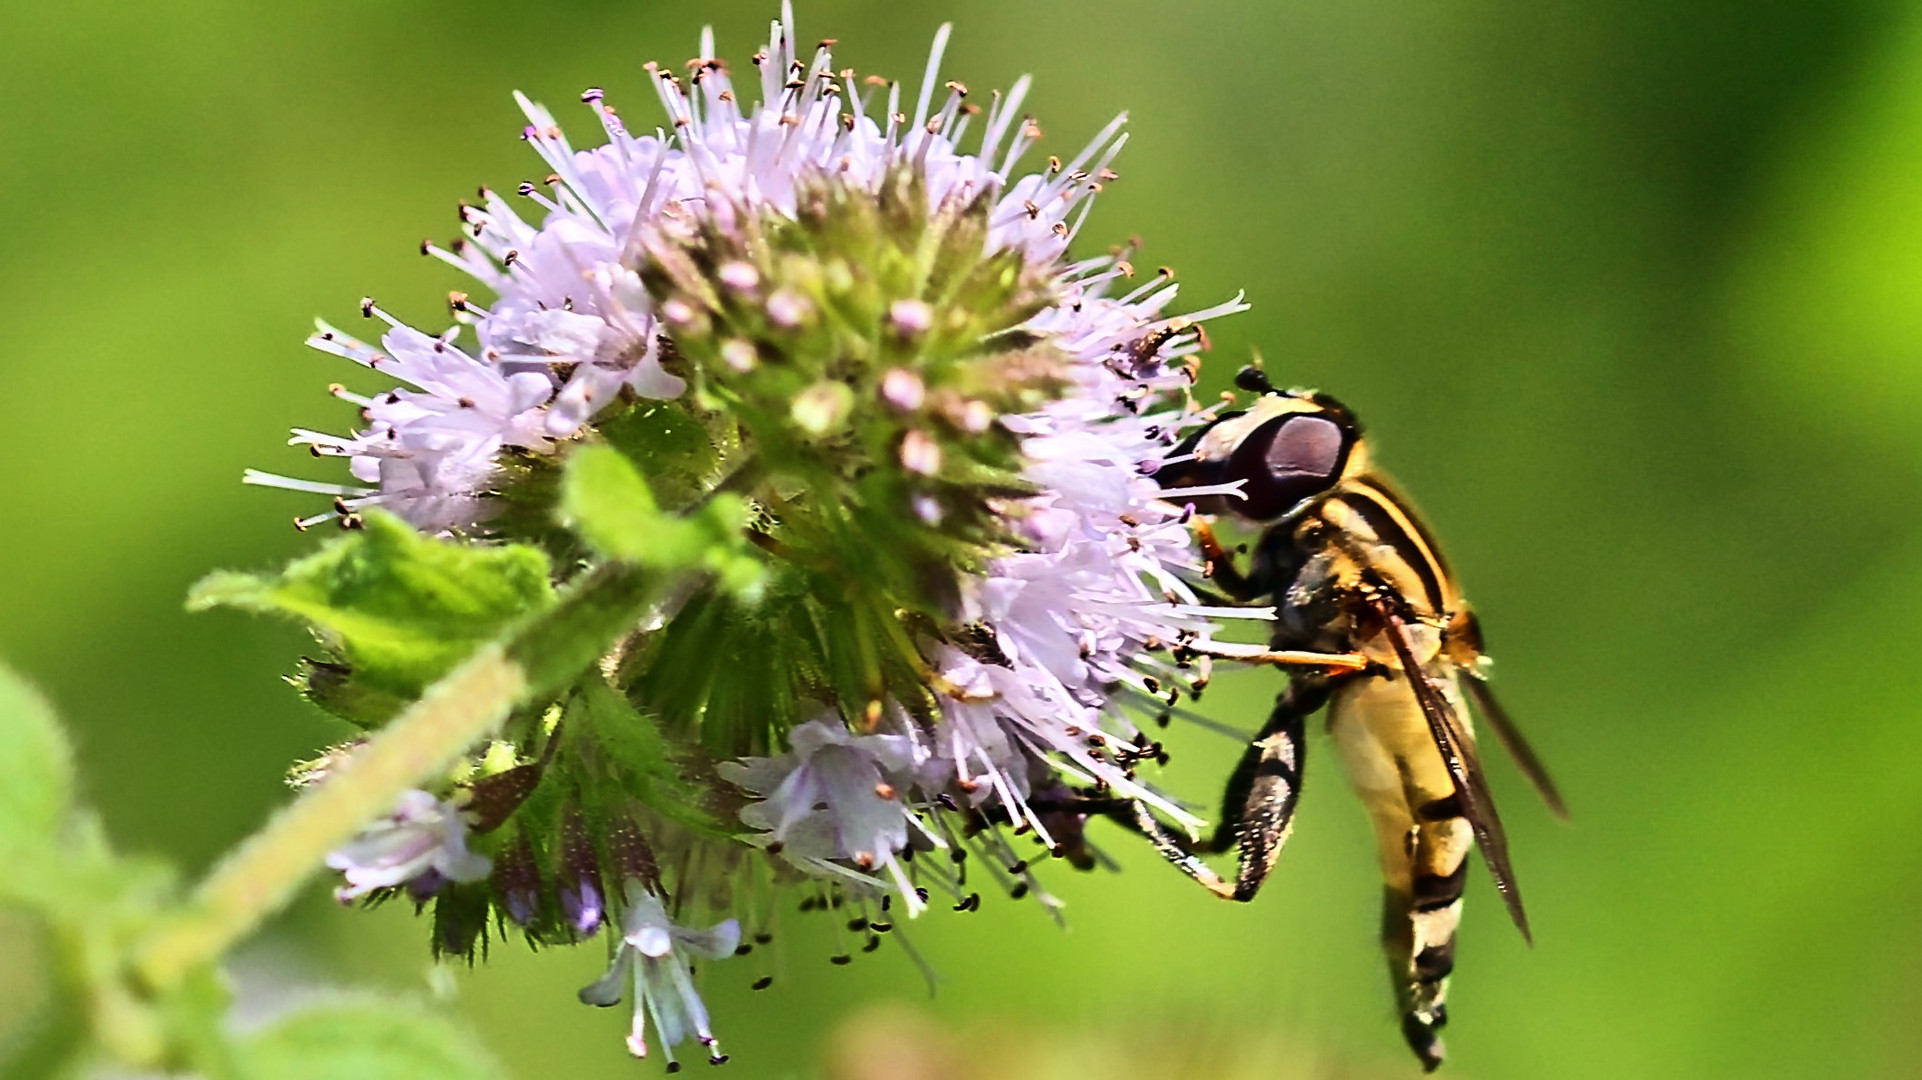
top-left (1311, 473), bottom-right (1478, 1069)
top-left (1330, 665), bottom-right (1476, 1071)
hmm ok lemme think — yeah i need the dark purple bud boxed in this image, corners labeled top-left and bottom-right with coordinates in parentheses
top-left (491, 833), bottom-right (542, 927)
top-left (558, 809), bottom-right (605, 935)
top-left (464, 763), bottom-right (543, 834)
top-left (607, 815), bottom-right (660, 891)
top-left (405, 868), bottom-right (449, 903)
top-left (559, 876), bottom-right (603, 935)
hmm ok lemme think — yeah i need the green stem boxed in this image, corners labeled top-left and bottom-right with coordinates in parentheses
top-left (134, 560), bottom-right (665, 993)
top-left (133, 645), bottom-right (527, 991)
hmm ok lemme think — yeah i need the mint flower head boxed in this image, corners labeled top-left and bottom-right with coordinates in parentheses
top-left (231, 5), bottom-right (1267, 1066)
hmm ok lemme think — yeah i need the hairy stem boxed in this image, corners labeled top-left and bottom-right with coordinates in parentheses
top-left (134, 560), bottom-right (665, 992)
top-left (132, 645), bottom-right (528, 991)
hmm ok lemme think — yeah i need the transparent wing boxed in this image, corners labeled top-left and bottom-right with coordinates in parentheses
top-left (1463, 673), bottom-right (1569, 820)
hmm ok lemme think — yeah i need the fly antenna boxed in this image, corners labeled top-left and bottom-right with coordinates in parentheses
top-left (1234, 364), bottom-right (1276, 395)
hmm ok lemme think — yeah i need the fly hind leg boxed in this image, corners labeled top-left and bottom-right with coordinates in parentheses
top-left (1130, 679), bottom-right (1329, 901)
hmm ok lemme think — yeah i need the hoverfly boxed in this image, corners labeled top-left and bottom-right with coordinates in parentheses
top-left (1136, 367), bottom-right (1567, 1071)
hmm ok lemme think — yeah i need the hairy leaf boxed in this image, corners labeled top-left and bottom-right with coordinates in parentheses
top-left (574, 678), bottom-right (724, 835)
top-left (559, 444), bottom-right (764, 597)
top-left (189, 512), bottom-right (554, 698)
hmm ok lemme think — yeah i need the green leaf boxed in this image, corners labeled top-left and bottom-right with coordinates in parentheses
top-left (239, 998), bottom-right (507, 1080)
top-left (189, 512), bottom-right (555, 697)
top-left (597, 398), bottom-right (723, 511)
top-left (559, 442), bottom-right (661, 555)
top-left (574, 678), bottom-right (723, 835)
top-left (559, 444), bottom-right (765, 597)
top-left (0, 665), bottom-right (72, 864)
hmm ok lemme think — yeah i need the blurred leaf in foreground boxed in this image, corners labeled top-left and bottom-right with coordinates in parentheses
top-left (0, 665), bottom-right (72, 865)
top-left (239, 997), bottom-right (508, 1080)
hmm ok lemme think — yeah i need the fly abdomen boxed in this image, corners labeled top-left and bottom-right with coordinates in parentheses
top-left (1332, 673), bottom-right (1476, 1072)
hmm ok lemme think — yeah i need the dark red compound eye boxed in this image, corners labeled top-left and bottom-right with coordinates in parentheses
top-left (1223, 414), bottom-right (1349, 520)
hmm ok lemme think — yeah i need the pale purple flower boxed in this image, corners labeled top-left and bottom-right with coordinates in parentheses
top-left (899, 276), bottom-right (1264, 851)
top-left (717, 717), bottom-right (945, 917)
top-left (578, 886), bottom-right (740, 1067)
top-left (324, 789), bottom-right (491, 903)
top-left (256, 4), bottom-right (1122, 532)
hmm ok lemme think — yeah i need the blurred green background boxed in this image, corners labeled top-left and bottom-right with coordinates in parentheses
top-left (4, 0), bottom-right (1921, 1076)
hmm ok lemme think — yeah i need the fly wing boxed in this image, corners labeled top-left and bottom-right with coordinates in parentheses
top-left (1377, 602), bottom-right (1533, 944)
top-left (1463, 674), bottom-right (1569, 820)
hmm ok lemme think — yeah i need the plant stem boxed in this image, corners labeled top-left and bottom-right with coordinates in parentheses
top-left (132, 560), bottom-right (669, 993)
top-left (133, 645), bottom-right (528, 992)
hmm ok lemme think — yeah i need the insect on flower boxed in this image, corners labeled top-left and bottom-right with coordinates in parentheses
top-left (1134, 366), bottom-right (1568, 1071)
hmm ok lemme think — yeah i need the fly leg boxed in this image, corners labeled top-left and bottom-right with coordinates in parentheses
top-left (1191, 518), bottom-right (1266, 601)
top-left (1129, 679), bottom-right (1328, 901)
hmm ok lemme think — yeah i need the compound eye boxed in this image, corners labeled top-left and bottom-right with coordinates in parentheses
top-left (1225, 414), bottom-right (1348, 519)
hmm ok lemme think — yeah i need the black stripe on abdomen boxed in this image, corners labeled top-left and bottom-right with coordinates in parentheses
top-left (1414, 940), bottom-right (1456, 982)
top-left (1412, 863), bottom-right (1467, 912)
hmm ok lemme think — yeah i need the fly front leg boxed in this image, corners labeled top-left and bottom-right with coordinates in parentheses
top-left (1191, 518), bottom-right (1267, 602)
top-left (1130, 679), bottom-right (1328, 901)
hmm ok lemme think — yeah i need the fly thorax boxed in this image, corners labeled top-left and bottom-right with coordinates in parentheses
top-left (1279, 550), bottom-right (1346, 646)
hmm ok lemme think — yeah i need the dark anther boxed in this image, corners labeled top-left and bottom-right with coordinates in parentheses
top-left (953, 893), bottom-right (981, 913)
top-left (846, 918), bottom-right (868, 932)
top-left (1010, 882), bottom-right (1031, 900)
top-left (733, 943), bottom-right (753, 956)
top-left (1008, 860), bottom-right (1028, 874)
top-left (871, 921), bottom-right (893, 933)
top-left (359, 297), bottom-right (375, 317)
top-left (830, 954), bottom-right (852, 966)
top-left (709, 1055), bottom-right (729, 1066)
top-left (862, 936), bottom-right (882, 953)
top-left (752, 976), bottom-right (773, 990)
top-left (667, 1063), bottom-right (681, 1074)
top-left (765, 841), bottom-right (785, 855)
top-left (949, 849), bottom-right (966, 864)
top-left (753, 932), bottom-right (773, 945)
